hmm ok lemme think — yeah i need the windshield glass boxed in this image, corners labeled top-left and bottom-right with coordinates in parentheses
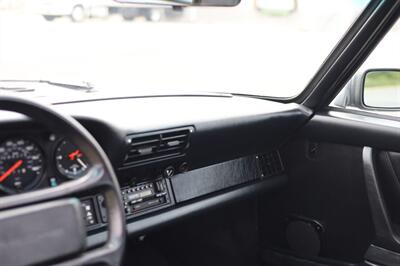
top-left (0, 0), bottom-right (369, 99)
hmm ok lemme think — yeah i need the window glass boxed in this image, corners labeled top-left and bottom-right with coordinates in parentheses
top-left (0, 0), bottom-right (369, 100)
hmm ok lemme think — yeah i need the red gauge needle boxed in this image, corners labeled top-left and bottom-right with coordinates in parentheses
top-left (0, 159), bottom-right (23, 182)
top-left (68, 149), bottom-right (81, 161)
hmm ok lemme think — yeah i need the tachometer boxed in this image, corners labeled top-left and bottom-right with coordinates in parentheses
top-left (55, 140), bottom-right (89, 179)
top-left (0, 138), bottom-right (44, 193)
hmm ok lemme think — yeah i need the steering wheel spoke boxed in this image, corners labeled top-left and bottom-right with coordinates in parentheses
top-left (0, 164), bottom-right (109, 210)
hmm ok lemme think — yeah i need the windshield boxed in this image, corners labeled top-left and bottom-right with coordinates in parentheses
top-left (0, 0), bottom-right (369, 99)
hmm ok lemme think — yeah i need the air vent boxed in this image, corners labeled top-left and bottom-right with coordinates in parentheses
top-left (257, 150), bottom-right (284, 177)
top-left (121, 127), bottom-right (193, 168)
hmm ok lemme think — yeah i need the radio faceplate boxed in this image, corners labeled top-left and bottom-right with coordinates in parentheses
top-left (91, 178), bottom-right (174, 228)
top-left (121, 178), bottom-right (173, 218)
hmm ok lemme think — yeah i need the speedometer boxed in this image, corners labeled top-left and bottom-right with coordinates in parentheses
top-left (0, 138), bottom-right (44, 194)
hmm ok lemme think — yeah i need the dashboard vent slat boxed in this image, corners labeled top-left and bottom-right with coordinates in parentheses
top-left (130, 139), bottom-right (160, 147)
top-left (122, 127), bottom-right (193, 168)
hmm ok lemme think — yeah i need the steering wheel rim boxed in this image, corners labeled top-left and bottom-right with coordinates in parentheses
top-left (0, 95), bottom-right (126, 266)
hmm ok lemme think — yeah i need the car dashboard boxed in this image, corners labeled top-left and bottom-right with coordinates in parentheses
top-left (0, 94), bottom-right (311, 248)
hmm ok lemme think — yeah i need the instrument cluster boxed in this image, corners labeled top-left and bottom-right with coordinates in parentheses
top-left (0, 133), bottom-right (90, 194)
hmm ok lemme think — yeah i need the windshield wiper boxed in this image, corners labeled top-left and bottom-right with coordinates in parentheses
top-left (211, 91), bottom-right (267, 100)
top-left (0, 79), bottom-right (94, 92)
top-left (0, 86), bottom-right (35, 92)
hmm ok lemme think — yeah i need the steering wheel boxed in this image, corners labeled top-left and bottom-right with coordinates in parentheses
top-left (0, 96), bottom-right (126, 266)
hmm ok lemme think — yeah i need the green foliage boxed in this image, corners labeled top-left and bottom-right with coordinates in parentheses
top-left (365, 71), bottom-right (400, 88)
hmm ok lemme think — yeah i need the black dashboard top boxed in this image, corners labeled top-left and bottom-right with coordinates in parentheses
top-left (54, 95), bottom-right (308, 132)
top-left (54, 95), bottom-right (311, 171)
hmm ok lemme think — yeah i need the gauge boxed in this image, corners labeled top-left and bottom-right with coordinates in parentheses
top-left (0, 138), bottom-right (44, 193)
top-left (55, 140), bottom-right (89, 179)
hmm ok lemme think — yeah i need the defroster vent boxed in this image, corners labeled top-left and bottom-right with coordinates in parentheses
top-left (121, 127), bottom-right (193, 168)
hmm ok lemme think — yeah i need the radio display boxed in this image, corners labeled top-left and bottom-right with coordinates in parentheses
top-left (127, 189), bottom-right (153, 201)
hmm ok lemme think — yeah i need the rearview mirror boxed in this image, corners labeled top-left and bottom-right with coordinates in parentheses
top-left (363, 69), bottom-right (400, 108)
top-left (114, 0), bottom-right (240, 7)
top-left (255, 0), bottom-right (297, 16)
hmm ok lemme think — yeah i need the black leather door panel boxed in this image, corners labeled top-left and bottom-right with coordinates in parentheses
top-left (375, 151), bottom-right (400, 225)
top-left (258, 139), bottom-right (374, 263)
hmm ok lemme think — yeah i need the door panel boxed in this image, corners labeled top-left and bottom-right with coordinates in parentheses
top-left (259, 139), bottom-right (374, 263)
top-left (376, 151), bottom-right (400, 225)
top-left (258, 108), bottom-right (400, 265)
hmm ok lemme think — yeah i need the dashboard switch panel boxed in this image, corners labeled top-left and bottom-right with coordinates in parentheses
top-left (81, 198), bottom-right (98, 227)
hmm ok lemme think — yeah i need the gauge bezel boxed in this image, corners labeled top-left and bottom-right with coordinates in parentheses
top-left (54, 138), bottom-right (90, 180)
top-left (0, 137), bottom-right (46, 194)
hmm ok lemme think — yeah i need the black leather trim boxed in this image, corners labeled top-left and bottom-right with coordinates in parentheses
top-left (363, 147), bottom-right (399, 250)
top-left (302, 111), bottom-right (400, 153)
top-left (378, 152), bottom-right (400, 204)
top-left (363, 147), bottom-right (400, 265)
top-left (171, 156), bottom-right (261, 203)
top-left (365, 245), bottom-right (400, 266)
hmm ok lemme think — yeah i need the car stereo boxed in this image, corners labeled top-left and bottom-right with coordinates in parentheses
top-left (82, 177), bottom-right (174, 230)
